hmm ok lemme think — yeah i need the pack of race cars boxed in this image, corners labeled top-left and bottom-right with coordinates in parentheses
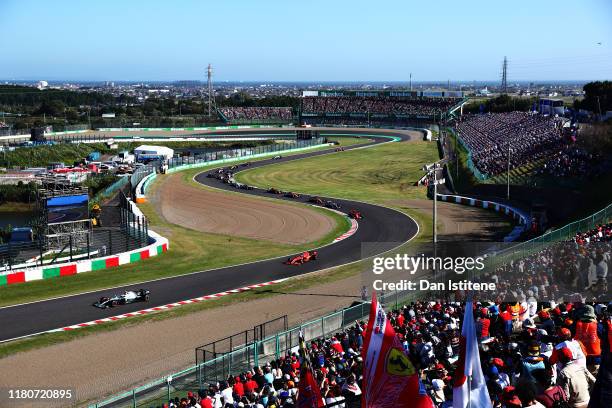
top-left (206, 165), bottom-right (362, 217)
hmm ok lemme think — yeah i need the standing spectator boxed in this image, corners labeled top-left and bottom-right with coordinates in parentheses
top-left (522, 341), bottom-right (546, 381)
top-left (556, 347), bottom-right (596, 408)
top-left (574, 305), bottom-right (601, 374)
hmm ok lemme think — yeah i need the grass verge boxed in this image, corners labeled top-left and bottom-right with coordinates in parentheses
top-left (236, 141), bottom-right (439, 201)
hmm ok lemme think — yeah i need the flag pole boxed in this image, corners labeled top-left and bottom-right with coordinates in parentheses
top-left (467, 295), bottom-right (473, 408)
top-left (467, 374), bottom-right (472, 408)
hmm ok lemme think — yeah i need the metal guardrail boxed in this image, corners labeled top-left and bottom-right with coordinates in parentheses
top-left (91, 290), bottom-right (414, 408)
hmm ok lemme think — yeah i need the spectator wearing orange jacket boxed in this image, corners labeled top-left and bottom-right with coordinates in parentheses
top-left (574, 305), bottom-right (601, 374)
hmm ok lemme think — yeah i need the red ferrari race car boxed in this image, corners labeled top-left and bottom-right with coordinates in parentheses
top-left (348, 209), bottom-right (363, 220)
top-left (285, 250), bottom-right (318, 265)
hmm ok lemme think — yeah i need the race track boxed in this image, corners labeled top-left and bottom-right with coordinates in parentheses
top-left (0, 128), bottom-right (421, 342)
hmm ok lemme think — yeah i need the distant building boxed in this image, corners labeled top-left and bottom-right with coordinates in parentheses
top-left (36, 80), bottom-right (48, 89)
top-left (539, 99), bottom-right (564, 116)
top-left (134, 145), bottom-right (174, 161)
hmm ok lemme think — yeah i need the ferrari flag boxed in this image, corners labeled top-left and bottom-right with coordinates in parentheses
top-left (297, 330), bottom-right (324, 408)
top-left (452, 302), bottom-right (492, 408)
top-left (362, 293), bottom-right (434, 408)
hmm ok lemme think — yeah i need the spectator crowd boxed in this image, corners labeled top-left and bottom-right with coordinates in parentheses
top-left (152, 297), bottom-right (611, 408)
top-left (455, 112), bottom-right (564, 177)
top-left (536, 144), bottom-right (608, 179)
top-left (220, 107), bottom-right (293, 122)
top-left (301, 96), bottom-right (460, 118)
top-left (480, 222), bottom-right (611, 307)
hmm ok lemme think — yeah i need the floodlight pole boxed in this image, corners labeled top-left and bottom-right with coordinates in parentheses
top-left (506, 140), bottom-right (511, 200)
top-left (432, 162), bottom-right (438, 279)
top-left (455, 131), bottom-right (459, 183)
top-left (433, 163), bottom-right (438, 245)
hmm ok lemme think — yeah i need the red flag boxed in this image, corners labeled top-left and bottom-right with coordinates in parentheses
top-left (362, 293), bottom-right (434, 408)
top-left (297, 368), bottom-right (324, 408)
top-left (297, 331), bottom-right (324, 408)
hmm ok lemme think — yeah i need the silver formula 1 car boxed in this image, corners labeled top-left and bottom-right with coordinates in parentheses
top-left (94, 289), bottom-right (150, 308)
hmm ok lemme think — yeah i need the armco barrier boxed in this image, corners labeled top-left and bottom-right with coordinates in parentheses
top-left (0, 198), bottom-right (169, 287)
top-left (436, 193), bottom-right (529, 242)
top-left (45, 129), bottom-right (90, 136)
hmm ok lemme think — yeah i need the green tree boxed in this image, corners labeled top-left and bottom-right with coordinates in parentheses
top-left (576, 81), bottom-right (611, 114)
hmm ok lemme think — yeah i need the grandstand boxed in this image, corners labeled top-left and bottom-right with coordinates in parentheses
top-left (300, 90), bottom-right (466, 126)
top-left (454, 112), bottom-right (566, 179)
top-left (218, 107), bottom-right (294, 124)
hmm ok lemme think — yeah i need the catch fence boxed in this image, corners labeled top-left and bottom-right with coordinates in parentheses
top-left (447, 127), bottom-right (488, 181)
top-left (130, 164), bottom-right (157, 191)
top-left (195, 315), bottom-right (288, 384)
top-left (91, 290), bottom-right (415, 408)
top-left (497, 202), bottom-right (612, 263)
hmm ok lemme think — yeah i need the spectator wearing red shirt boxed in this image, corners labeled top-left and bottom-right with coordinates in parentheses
top-left (476, 308), bottom-right (491, 341)
top-left (244, 373), bottom-right (258, 394)
top-left (233, 376), bottom-right (244, 397)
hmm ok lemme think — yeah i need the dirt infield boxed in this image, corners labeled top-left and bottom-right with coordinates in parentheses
top-left (149, 172), bottom-right (336, 245)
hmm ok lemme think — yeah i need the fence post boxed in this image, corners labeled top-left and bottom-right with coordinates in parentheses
top-left (132, 389), bottom-right (136, 408)
top-left (109, 229), bottom-right (113, 254)
top-left (69, 235), bottom-right (73, 262)
top-left (137, 216), bottom-right (142, 247)
top-left (38, 235), bottom-right (44, 266)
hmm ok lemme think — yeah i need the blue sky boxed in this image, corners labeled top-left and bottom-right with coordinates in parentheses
top-left (1, 0), bottom-right (610, 81)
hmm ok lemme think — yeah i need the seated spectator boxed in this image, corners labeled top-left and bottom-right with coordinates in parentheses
top-left (455, 111), bottom-right (564, 177)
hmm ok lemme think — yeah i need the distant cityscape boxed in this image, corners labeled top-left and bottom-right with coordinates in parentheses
top-left (1, 79), bottom-right (587, 101)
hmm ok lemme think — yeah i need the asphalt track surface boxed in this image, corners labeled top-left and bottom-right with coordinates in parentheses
top-left (0, 129), bottom-right (420, 342)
